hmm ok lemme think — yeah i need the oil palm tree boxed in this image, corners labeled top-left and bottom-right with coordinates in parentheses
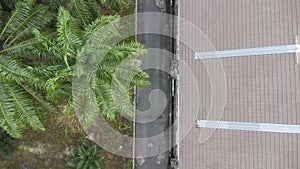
top-left (0, 0), bottom-right (148, 137)
top-left (32, 6), bottom-right (149, 127)
top-left (0, 0), bottom-right (56, 138)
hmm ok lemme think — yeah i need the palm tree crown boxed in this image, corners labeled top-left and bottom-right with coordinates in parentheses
top-left (0, 0), bottom-right (148, 137)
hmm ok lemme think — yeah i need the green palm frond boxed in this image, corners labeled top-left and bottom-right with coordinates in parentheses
top-left (46, 67), bottom-right (73, 97)
top-left (97, 41), bottom-right (148, 93)
top-left (48, 0), bottom-right (62, 11)
top-left (101, 42), bottom-right (147, 67)
top-left (73, 87), bottom-right (99, 127)
top-left (95, 81), bottom-right (117, 120)
top-left (0, 83), bottom-right (21, 138)
top-left (78, 20), bottom-right (148, 125)
top-left (28, 29), bottom-right (65, 61)
top-left (130, 70), bottom-right (150, 87)
top-left (0, 82), bottom-right (46, 138)
top-left (95, 42), bottom-right (148, 120)
top-left (57, 7), bottom-right (82, 53)
top-left (98, 0), bottom-right (128, 12)
top-left (29, 64), bottom-right (65, 79)
top-left (67, 0), bottom-right (93, 25)
top-left (8, 84), bottom-right (45, 132)
top-left (19, 83), bottom-right (58, 114)
top-left (0, 0), bottom-right (61, 138)
top-left (110, 78), bottom-right (134, 118)
top-left (0, 56), bottom-right (50, 90)
top-left (0, 37), bottom-right (39, 55)
top-left (87, 0), bottom-right (101, 18)
top-left (83, 15), bottom-right (119, 41)
top-left (0, 0), bottom-right (53, 45)
top-left (112, 60), bottom-right (149, 87)
top-left (0, 56), bottom-right (39, 84)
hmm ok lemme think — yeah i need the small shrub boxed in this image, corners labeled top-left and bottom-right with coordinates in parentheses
top-left (0, 128), bottom-right (14, 159)
top-left (67, 139), bottom-right (104, 169)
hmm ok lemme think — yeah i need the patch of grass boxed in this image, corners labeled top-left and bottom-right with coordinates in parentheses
top-left (125, 158), bottom-right (133, 168)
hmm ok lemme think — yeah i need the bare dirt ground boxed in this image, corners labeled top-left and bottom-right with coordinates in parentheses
top-left (0, 113), bottom-right (132, 169)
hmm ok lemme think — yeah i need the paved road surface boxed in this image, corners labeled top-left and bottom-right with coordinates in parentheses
top-left (135, 0), bottom-right (172, 168)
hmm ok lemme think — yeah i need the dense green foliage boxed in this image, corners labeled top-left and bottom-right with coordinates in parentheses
top-left (99, 0), bottom-right (129, 11)
top-left (67, 139), bottom-right (104, 169)
top-left (0, 128), bottom-right (13, 159)
top-left (0, 0), bottom-right (55, 138)
top-left (0, 0), bottom-right (148, 138)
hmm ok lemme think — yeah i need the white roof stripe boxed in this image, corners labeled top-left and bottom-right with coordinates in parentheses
top-left (195, 45), bottom-right (300, 59)
top-left (196, 120), bottom-right (300, 134)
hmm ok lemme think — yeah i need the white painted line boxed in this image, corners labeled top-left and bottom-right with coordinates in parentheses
top-left (195, 45), bottom-right (300, 59)
top-left (196, 120), bottom-right (300, 134)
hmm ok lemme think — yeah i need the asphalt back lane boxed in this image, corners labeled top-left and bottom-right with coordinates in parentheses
top-left (135, 0), bottom-right (171, 168)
